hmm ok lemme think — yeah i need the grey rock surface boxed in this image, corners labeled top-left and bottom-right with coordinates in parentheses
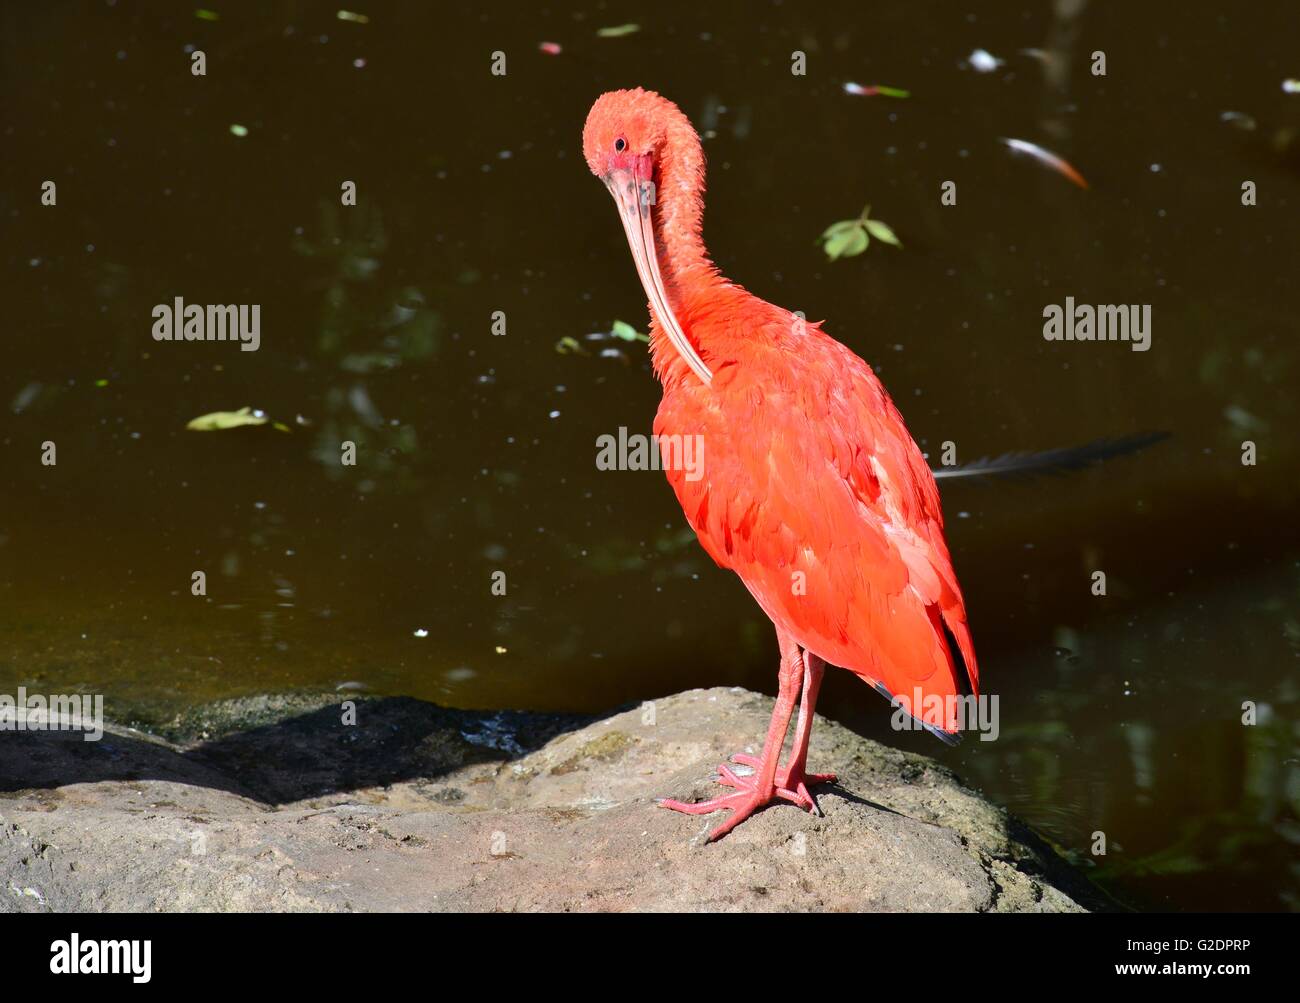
top-left (0, 687), bottom-right (1101, 912)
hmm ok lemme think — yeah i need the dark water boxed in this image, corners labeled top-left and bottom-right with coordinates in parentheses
top-left (3, 2), bottom-right (1298, 911)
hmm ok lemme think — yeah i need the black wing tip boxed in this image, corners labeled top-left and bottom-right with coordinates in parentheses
top-left (924, 722), bottom-right (963, 747)
top-left (871, 681), bottom-right (964, 747)
top-left (1094, 429), bottom-right (1171, 456)
top-left (932, 429), bottom-right (1172, 483)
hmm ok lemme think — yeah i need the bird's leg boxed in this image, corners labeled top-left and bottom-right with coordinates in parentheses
top-left (657, 630), bottom-right (803, 840)
top-left (729, 650), bottom-right (836, 813)
top-left (783, 651), bottom-right (837, 810)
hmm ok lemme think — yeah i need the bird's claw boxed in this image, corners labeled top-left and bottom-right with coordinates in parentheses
top-left (727, 753), bottom-right (836, 812)
top-left (657, 790), bottom-right (772, 841)
top-left (658, 751), bottom-right (837, 838)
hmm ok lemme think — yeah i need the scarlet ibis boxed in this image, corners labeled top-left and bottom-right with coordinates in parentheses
top-left (583, 88), bottom-right (979, 840)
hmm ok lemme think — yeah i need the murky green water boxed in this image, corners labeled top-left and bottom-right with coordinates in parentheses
top-left (3, 2), bottom-right (1298, 911)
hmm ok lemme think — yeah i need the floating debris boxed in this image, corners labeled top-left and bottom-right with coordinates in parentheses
top-left (195, 8), bottom-right (220, 21)
top-left (1000, 137), bottom-right (1089, 189)
top-left (1283, 79), bottom-right (1300, 94)
top-left (1220, 110), bottom-right (1257, 131)
top-left (412, 628), bottom-right (429, 638)
top-left (609, 319), bottom-right (648, 343)
top-left (229, 123), bottom-right (248, 138)
top-left (336, 10), bottom-right (369, 24)
top-left (11, 382), bottom-right (42, 413)
top-left (556, 320), bottom-right (647, 357)
top-left (186, 406), bottom-right (291, 432)
top-left (968, 49), bottom-right (1004, 73)
top-left (539, 41), bottom-right (562, 55)
top-left (843, 82), bottom-right (910, 99)
top-left (596, 24), bottom-right (640, 38)
top-left (1224, 404), bottom-right (1265, 431)
top-left (186, 407), bottom-right (267, 431)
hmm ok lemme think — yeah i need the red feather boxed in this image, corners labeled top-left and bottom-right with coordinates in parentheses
top-left (656, 297), bottom-right (978, 735)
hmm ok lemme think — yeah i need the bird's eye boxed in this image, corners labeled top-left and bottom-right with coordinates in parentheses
top-left (613, 137), bottom-right (627, 153)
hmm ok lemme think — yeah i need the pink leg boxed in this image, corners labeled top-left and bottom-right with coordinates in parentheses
top-left (730, 650), bottom-right (836, 813)
top-left (658, 630), bottom-right (803, 840)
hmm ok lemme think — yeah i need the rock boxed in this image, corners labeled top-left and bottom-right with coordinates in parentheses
top-left (0, 687), bottom-right (1103, 912)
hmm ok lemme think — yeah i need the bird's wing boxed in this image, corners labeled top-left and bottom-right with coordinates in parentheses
top-left (657, 333), bottom-right (978, 736)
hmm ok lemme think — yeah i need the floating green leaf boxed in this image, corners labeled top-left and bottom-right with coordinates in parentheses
top-left (597, 24), bottom-right (641, 38)
top-left (823, 226), bottom-right (869, 260)
top-left (864, 218), bottom-right (902, 247)
top-left (336, 10), bottom-right (369, 23)
top-left (558, 321), bottom-right (648, 358)
top-left (820, 219), bottom-right (862, 240)
top-left (186, 406), bottom-right (268, 431)
top-left (229, 124), bottom-right (248, 138)
top-left (818, 204), bottom-right (902, 260)
top-left (610, 319), bottom-right (649, 343)
top-left (195, 9), bottom-right (220, 21)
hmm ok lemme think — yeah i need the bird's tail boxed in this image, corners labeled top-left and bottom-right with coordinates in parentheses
top-left (931, 431), bottom-right (1169, 483)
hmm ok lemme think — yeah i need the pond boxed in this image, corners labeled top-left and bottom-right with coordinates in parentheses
top-left (3, 1), bottom-right (1297, 911)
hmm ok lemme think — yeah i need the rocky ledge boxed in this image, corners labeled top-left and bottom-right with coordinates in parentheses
top-left (0, 687), bottom-right (1103, 912)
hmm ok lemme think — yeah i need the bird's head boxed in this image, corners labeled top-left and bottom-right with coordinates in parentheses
top-left (581, 87), bottom-right (678, 181)
top-left (583, 88), bottom-right (714, 385)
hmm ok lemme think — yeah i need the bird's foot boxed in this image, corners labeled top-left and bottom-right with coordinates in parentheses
top-left (657, 753), bottom-right (837, 840)
top-left (656, 788), bottom-right (777, 841)
top-left (726, 754), bottom-right (836, 815)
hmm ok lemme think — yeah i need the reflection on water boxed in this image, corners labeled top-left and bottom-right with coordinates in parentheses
top-left (2, 2), bottom-right (1298, 910)
top-left (953, 565), bottom-right (1300, 911)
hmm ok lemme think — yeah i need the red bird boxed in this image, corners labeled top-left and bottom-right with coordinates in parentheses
top-left (583, 88), bottom-right (979, 840)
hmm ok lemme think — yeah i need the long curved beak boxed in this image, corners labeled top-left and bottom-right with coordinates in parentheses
top-left (604, 167), bottom-right (713, 386)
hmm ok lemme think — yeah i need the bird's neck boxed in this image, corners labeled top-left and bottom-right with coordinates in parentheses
top-left (652, 214), bottom-right (718, 308)
top-left (648, 143), bottom-right (730, 387)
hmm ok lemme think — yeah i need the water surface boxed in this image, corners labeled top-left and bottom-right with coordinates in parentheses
top-left (3, 2), bottom-right (1298, 910)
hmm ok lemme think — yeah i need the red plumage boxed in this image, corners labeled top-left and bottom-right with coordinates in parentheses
top-left (657, 302), bottom-right (979, 733)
